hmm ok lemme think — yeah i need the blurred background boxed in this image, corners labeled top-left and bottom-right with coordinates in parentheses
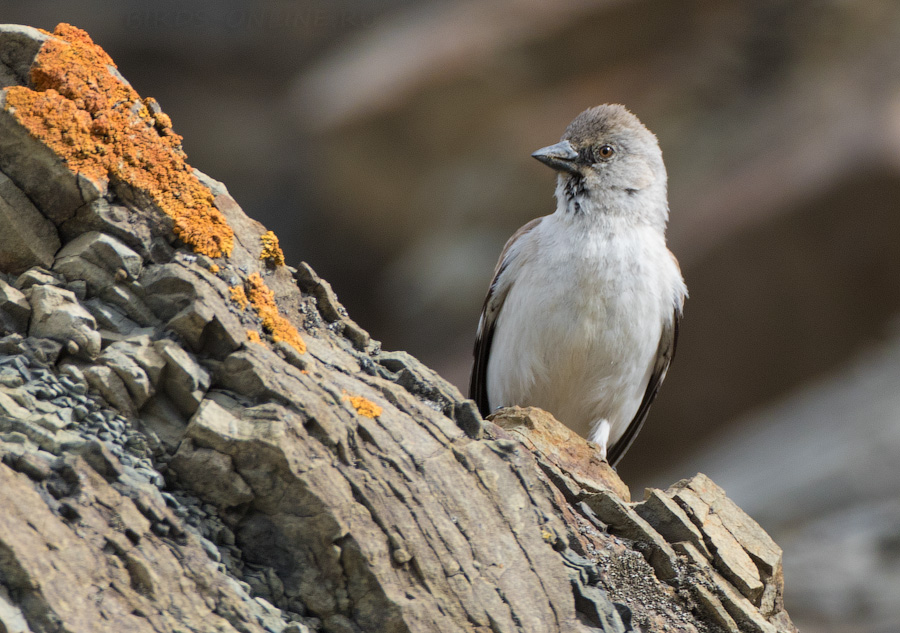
top-left (3, 1), bottom-right (900, 630)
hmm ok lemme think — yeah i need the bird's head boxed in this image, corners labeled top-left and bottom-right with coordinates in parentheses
top-left (532, 104), bottom-right (668, 225)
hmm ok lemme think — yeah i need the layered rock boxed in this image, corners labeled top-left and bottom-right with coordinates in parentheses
top-left (0, 23), bottom-right (796, 633)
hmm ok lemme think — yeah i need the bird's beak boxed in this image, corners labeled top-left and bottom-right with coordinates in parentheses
top-left (531, 140), bottom-right (579, 174)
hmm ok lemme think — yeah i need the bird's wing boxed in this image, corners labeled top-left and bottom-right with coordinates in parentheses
top-left (469, 217), bottom-right (543, 415)
top-left (606, 302), bottom-right (682, 467)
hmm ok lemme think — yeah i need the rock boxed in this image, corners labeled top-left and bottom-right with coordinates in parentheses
top-left (691, 583), bottom-right (739, 633)
top-left (14, 267), bottom-right (63, 290)
top-left (634, 487), bottom-right (711, 559)
top-left (6, 450), bottom-right (53, 481)
top-left (96, 337), bottom-right (165, 410)
top-left (59, 198), bottom-right (171, 261)
top-left (294, 261), bottom-right (345, 322)
top-left (53, 230), bottom-right (143, 293)
top-left (0, 25), bottom-right (50, 87)
top-left (583, 489), bottom-right (679, 582)
top-left (0, 278), bottom-right (30, 333)
top-left (489, 406), bottom-right (626, 500)
top-left (83, 297), bottom-right (140, 334)
top-left (77, 439), bottom-right (124, 482)
top-left (84, 364), bottom-right (136, 416)
top-left (98, 284), bottom-right (159, 327)
top-left (667, 475), bottom-right (770, 606)
top-left (0, 455), bottom-right (275, 633)
top-left (138, 395), bottom-right (188, 453)
top-left (154, 339), bottom-right (209, 415)
top-left (0, 171), bottom-right (60, 274)
top-left (294, 261), bottom-right (374, 353)
top-left (27, 284), bottom-right (101, 359)
top-left (169, 439), bottom-right (253, 509)
top-left (674, 473), bottom-right (783, 580)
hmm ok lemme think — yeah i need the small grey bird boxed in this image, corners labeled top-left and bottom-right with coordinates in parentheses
top-left (470, 104), bottom-right (686, 466)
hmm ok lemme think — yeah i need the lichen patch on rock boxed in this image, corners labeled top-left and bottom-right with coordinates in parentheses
top-left (245, 272), bottom-right (306, 354)
top-left (344, 392), bottom-right (383, 418)
top-left (259, 231), bottom-right (286, 267)
top-left (3, 23), bottom-right (234, 258)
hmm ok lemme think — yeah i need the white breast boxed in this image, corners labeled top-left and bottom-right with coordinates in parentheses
top-left (486, 213), bottom-right (680, 448)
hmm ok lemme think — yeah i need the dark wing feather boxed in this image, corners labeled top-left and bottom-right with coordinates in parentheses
top-left (469, 217), bottom-right (542, 415)
top-left (606, 307), bottom-right (681, 467)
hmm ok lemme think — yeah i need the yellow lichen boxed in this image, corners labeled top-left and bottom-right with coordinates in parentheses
top-left (3, 23), bottom-right (234, 258)
top-left (344, 393), bottom-right (383, 418)
top-left (246, 330), bottom-right (264, 345)
top-left (259, 230), bottom-right (286, 267)
top-left (245, 273), bottom-right (306, 354)
top-left (209, 264), bottom-right (220, 274)
top-left (229, 285), bottom-right (249, 310)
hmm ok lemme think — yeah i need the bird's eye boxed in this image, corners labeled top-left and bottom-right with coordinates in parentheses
top-left (595, 144), bottom-right (615, 161)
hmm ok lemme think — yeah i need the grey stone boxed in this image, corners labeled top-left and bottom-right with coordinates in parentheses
top-left (59, 198), bottom-right (168, 261)
top-left (140, 263), bottom-right (198, 321)
top-left (166, 301), bottom-right (215, 351)
top-left (15, 267), bottom-right (63, 290)
top-left (83, 298), bottom-right (139, 334)
top-left (0, 409), bottom-right (80, 455)
top-left (182, 399), bottom-right (245, 454)
top-left (169, 439), bottom-right (254, 509)
top-left (109, 335), bottom-right (166, 385)
top-left (138, 395), bottom-right (188, 453)
top-left (583, 490), bottom-right (679, 582)
top-left (154, 339), bottom-right (209, 415)
top-left (140, 262), bottom-right (243, 357)
top-left (76, 440), bottom-right (124, 482)
top-left (57, 362), bottom-right (87, 390)
top-left (0, 171), bottom-right (60, 275)
top-left (275, 340), bottom-right (308, 372)
top-left (84, 364), bottom-right (136, 416)
top-left (98, 285), bottom-right (159, 327)
top-left (0, 389), bottom-right (31, 420)
top-left (27, 285), bottom-right (101, 359)
top-left (673, 542), bottom-right (776, 633)
top-left (0, 24), bottom-right (50, 86)
top-left (692, 584), bottom-right (739, 633)
top-left (0, 367), bottom-right (23, 387)
top-left (53, 231), bottom-right (143, 293)
top-left (634, 488), bottom-right (711, 559)
top-left (10, 451), bottom-right (53, 482)
top-left (65, 280), bottom-right (87, 301)
top-left (97, 346), bottom-right (154, 409)
top-left (668, 477), bottom-right (765, 605)
top-left (294, 261), bottom-right (345, 322)
top-left (33, 413), bottom-right (67, 433)
top-left (674, 473), bottom-right (783, 577)
top-left (707, 570), bottom-right (777, 633)
top-left (0, 278), bottom-right (31, 333)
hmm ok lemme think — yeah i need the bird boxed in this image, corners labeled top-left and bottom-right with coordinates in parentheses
top-left (469, 104), bottom-right (686, 467)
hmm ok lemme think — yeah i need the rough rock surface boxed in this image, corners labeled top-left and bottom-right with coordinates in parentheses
top-left (0, 23), bottom-right (797, 633)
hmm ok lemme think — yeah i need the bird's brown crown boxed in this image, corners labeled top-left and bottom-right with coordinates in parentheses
top-left (562, 104), bottom-right (655, 148)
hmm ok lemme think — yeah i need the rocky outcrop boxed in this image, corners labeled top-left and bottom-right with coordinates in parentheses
top-left (0, 23), bottom-right (796, 633)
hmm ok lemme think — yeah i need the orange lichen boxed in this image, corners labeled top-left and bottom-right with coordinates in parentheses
top-left (246, 330), bottom-right (264, 345)
top-left (3, 23), bottom-right (233, 258)
top-left (245, 273), bottom-right (306, 354)
top-left (209, 264), bottom-right (220, 274)
top-left (229, 285), bottom-right (249, 310)
top-left (259, 230), bottom-right (286, 267)
top-left (343, 393), bottom-right (383, 418)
